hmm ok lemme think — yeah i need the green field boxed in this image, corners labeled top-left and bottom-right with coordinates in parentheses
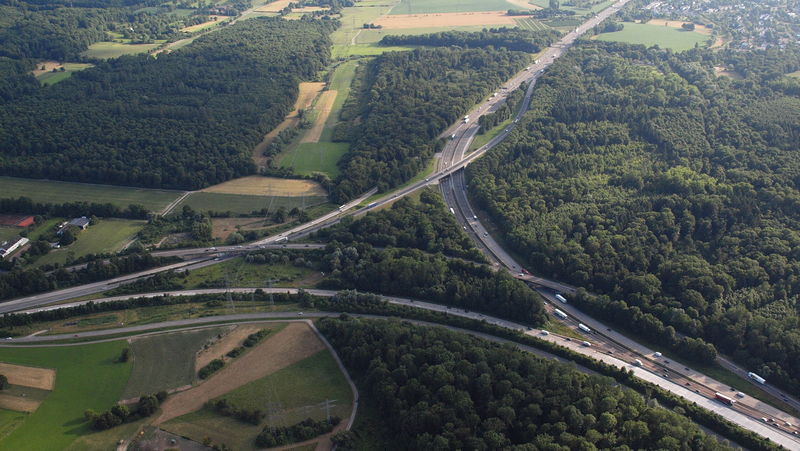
top-left (279, 142), bottom-right (348, 177)
top-left (181, 258), bottom-right (318, 289)
top-left (163, 349), bottom-right (353, 450)
top-left (0, 176), bottom-right (182, 212)
top-left (81, 41), bottom-right (161, 59)
top-left (331, 44), bottom-right (416, 58)
top-left (0, 409), bottom-right (27, 443)
top-left (594, 23), bottom-right (710, 51)
top-left (174, 192), bottom-right (328, 216)
top-left (0, 341), bottom-right (132, 451)
top-left (33, 219), bottom-right (145, 267)
top-left (469, 119), bottom-right (512, 152)
top-left (122, 327), bottom-right (227, 399)
top-left (0, 227), bottom-right (19, 242)
top-left (279, 60), bottom-right (359, 177)
top-left (530, 0), bottom-right (613, 14)
top-left (515, 17), bottom-right (550, 31)
top-left (390, 0), bottom-right (523, 14)
top-left (36, 63), bottom-right (94, 86)
top-left (330, 0), bottom-right (399, 47)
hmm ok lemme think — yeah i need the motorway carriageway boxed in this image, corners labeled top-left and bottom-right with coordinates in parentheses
top-left (4, 0), bottom-right (800, 442)
top-left (7, 287), bottom-right (800, 448)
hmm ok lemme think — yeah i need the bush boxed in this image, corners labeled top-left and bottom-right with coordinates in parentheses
top-left (198, 359), bottom-right (225, 379)
top-left (255, 417), bottom-right (340, 447)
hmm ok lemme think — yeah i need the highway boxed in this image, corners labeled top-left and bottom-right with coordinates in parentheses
top-left (3, 0), bottom-right (800, 442)
top-left (8, 287), bottom-right (800, 448)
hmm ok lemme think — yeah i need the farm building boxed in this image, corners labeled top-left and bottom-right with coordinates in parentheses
top-left (0, 215), bottom-right (34, 227)
top-left (0, 236), bottom-right (29, 259)
top-left (67, 217), bottom-right (90, 230)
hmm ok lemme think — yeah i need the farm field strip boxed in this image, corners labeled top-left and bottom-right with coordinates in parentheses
top-left (374, 11), bottom-right (519, 29)
top-left (0, 176), bottom-right (182, 212)
top-left (389, 0), bottom-right (524, 14)
top-left (173, 192), bottom-right (328, 216)
top-left (201, 176), bottom-right (327, 197)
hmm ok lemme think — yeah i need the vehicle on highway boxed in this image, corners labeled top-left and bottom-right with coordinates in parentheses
top-left (633, 359), bottom-right (643, 366)
top-left (473, 215), bottom-right (477, 220)
top-left (368, 202), bottom-right (378, 208)
top-left (541, 330), bottom-right (549, 336)
top-left (554, 293), bottom-right (568, 303)
top-left (578, 323), bottom-right (591, 333)
top-left (553, 309), bottom-right (568, 320)
top-left (654, 352), bottom-right (662, 357)
top-left (715, 392), bottom-right (736, 406)
top-left (449, 207), bottom-right (455, 215)
top-left (748, 372), bottom-right (767, 384)
top-left (581, 341), bottom-right (591, 347)
top-left (450, 133), bottom-right (456, 139)
top-left (736, 392), bottom-right (745, 398)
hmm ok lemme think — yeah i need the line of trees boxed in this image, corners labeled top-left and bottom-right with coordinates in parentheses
top-left (467, 41), bottom-right (800, 394)
top-left (0, 196), bottom-right (149, 219)
top-left (330, 47), bottom-right (530, 201)
top-left (84, 391), bottom-right (167, 430)
top-left (319, 317), bottom-right (734, 450)
top-left (0, 17), bottom-right (337, 190)
top-left (380, 28), bottom-right (560, 53)
top-left (477, 83), bottom-right (526, 133)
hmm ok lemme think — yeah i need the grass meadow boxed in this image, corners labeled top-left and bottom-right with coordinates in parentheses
top-left (180, 258), bottom-right (318, 289)
top-left (33, 219), bottom-right (145, 267)
top-left (0, 176), bottom-right (182, 212)
top-left (163, 349), bottom-right (353, 450)
top-left (594, 23), bottom-right (710, 51)
top-left (0, 341), bottom-right (131, 450)
top-left (36, 63), bottom-right (94, 86)
top-left (122, 327), bottom-right (226, 399)
top-left (174, 192), bottom-right (328, 216)
top-left (81, 42), bottom-right (161, 59)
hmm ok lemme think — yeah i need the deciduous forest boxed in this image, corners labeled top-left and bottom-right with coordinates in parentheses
top-left (331, 47), bottom-right (530, 201)
top-left (468, 41), bottom-right (800, 394)
top-left (0, 17), bottom-right (335, 189)
top-left (320, 317), bottom-right (732, 450)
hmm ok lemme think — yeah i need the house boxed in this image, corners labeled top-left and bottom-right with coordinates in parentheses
top-left (0, 237), bottom-right (29, 260)
top-left (67, 217), bottom-right (90, 230)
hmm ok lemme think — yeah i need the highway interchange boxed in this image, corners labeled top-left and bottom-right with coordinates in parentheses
top-left (4, 0), bottom-right (800, 446)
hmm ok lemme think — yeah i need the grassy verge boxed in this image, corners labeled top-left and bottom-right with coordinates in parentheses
top-left (361, 157), bottom-right (438, 205)
top-left (0, 176), bottom-right (182, 212)
top-left (179, 258), bottom-right (319, 289)
top-left (0, 341), bottom-right (132, 450)
top-left (0, 227), bottom-right (19, 242)
top-left (469, 118), bottom-right (513, 152)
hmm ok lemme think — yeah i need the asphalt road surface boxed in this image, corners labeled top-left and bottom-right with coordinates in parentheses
top-left (8, 287), bottom-right (800, 447)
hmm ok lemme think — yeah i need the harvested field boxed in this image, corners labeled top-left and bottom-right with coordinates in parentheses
top-left (374, 11), bottom-right (518, 28)
top-left (0, 363), bottom-right (55, 391)
top-left (31, 61), bottom-right (61, 77)
top-left (0, 395), bottom-right (40, 413)
top-left (646, 19), bottom-right (712, 35)
top-left (300, 90), bottom-right (338, 143)
top-left (256, 0), bottom-right (293, 12)
top-left (202, 176), bottom-right (327, 197)
top-left (253, 82), bottom-right (325, 167)
top-left (195, 324), bottom-right (264, 370)
top-left (155, 322), bottom-right (325, 424)
top-left (180, 16), bottom-right (227, 32)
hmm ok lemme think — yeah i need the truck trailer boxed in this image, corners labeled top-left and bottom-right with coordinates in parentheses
top-left (578, 323), bottom-right (591, 333)
top-left (553, 309), bottom-right (568, 320)
top-left (715, 392), bottom-right (736, 406)
top-left (554, 293), bottom-right (568, 303)
top-left (748, 372), bottom-right (766, 384)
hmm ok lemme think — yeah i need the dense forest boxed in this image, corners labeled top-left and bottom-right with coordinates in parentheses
top-left (330, 47), bottom-right (529, 201)
top-left (320, 243), bottom-right (546, 325)
top-left (319, 317), bottom-right (732, 450)
top-left (313, 189), bottom-right (484, 261)
top-left (380, 28), bottom-right (560, 53)
top-left (468, 41), bottom-right (800, 394)
top-left (0, 17), bottom-right (336, 189)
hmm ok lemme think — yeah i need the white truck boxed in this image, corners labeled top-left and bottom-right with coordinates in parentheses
top-left (748, 372), bottom-right (766, 384)
top-left (449, 207), bottom-right (455, 215)
top-left (578, 323), bottom-right (591, 334)
top-left (553, 309), bottom-right (568, 320)
top-left (554, 293), bottom-right (568, 303)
